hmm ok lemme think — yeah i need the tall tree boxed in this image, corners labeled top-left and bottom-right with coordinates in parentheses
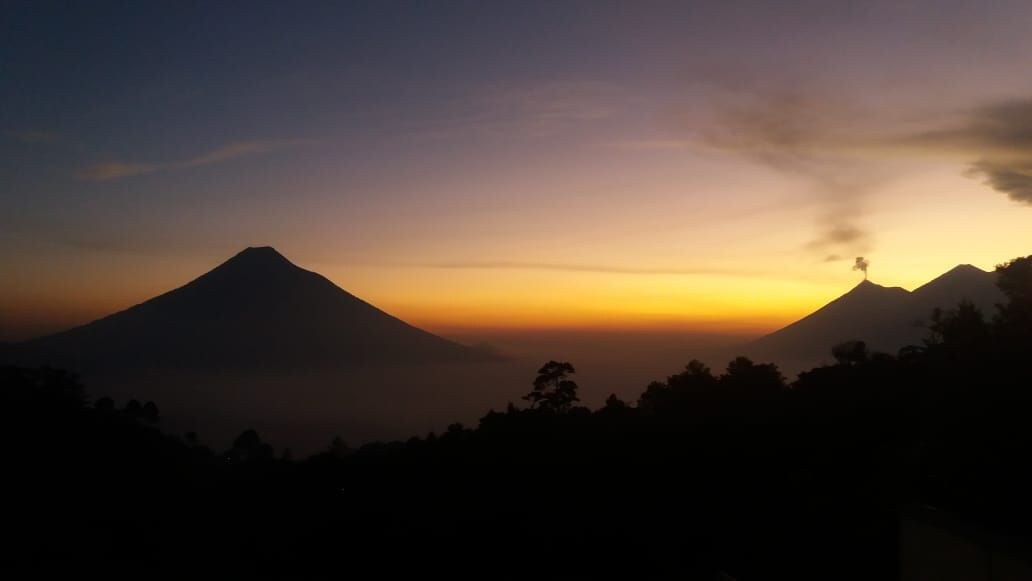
top-left (523, 361), bottom-right (579, 413)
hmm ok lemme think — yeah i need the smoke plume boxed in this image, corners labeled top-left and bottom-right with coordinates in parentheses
top-left (852, 256), bottom-right (869, 280)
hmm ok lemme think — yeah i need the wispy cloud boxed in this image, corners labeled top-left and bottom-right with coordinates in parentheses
top-left (690, 91), bottom-right (884, 258)
top-left (78, 139), bottom-right (315, 181)
top-left (79, 162), bottom-right (161, 181)
top-left (7, 130), bottom-right (61, 144)
top-left (478, 81), bottom-right (620, 124)
top-left (403, 81), bottom-right (628, 142)
top-left (422, 260), bottom-right (772, 278)
top-left (604, 139), bottom-right (694, 151)
top-left (805, 224), bottom-right (868, 249)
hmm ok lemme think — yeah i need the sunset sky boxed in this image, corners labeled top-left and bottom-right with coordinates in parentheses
top-left (3, 1), bottom-right (1032, 341)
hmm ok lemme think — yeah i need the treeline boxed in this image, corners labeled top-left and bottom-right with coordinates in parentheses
top-left (2, 256), bottom-right (1031, 579)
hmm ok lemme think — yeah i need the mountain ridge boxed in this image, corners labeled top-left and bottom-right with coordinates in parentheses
top-left (745, 264), bottom-right (1004, 373)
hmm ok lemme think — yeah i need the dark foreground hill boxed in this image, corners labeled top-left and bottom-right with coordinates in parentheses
top-left (747, 264), bottom-right (1003, 372)
top-left (3, 246), bottom-right (483, 372)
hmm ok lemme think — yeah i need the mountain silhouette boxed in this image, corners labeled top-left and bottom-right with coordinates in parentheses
top-left (747, 264), bottom-right (1003, 371)
top-left (4, 247), bottom-right (482, 371)
top-left (910, 264), bottom-right (1002, 315)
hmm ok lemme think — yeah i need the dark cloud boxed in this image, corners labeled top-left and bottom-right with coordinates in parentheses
top-left (909, 99), bottom-right (1032, 154)
top-left (902, 98), bottom-right (1032, 204)
top-left (966, 159), bottom-right (1032, 204)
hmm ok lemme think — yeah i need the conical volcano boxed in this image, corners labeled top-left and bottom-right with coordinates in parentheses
top-left (5, 247), bottom-right (479, 371)
top-left (910, 264), bottom-right (1001, 315)
top-left (749, 280), bottom-right (913, 362)
top-left (745, 265), bottom-right (1004, 372)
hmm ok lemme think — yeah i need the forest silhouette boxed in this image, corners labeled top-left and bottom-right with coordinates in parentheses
top-left (3, 255), bottom-right (1032, 579)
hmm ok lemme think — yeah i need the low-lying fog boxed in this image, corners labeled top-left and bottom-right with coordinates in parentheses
top-left (84, 330), bottom-right (758, 454)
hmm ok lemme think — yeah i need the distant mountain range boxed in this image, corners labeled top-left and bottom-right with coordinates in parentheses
top-left (1, 254), bottom-right (1008, 377)
top-left (0, 250), bottom-right (1014, 448)
top-left (746, 264), bottom-right (1004, 372)
top-left (2, 247), bottom-right (484, 372)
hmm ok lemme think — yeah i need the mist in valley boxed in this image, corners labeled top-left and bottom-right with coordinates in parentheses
top-left (83, 329), bottom-right (755, 453)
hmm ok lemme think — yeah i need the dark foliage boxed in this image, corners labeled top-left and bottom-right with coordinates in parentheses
top-left (4, 255), bottom-right (1032, 579)
top-left (522, 360), bottom-right (580, 412)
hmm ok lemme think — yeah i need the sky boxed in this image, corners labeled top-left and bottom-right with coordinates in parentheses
top-left (3, 1), bottom-right (1032, 341)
